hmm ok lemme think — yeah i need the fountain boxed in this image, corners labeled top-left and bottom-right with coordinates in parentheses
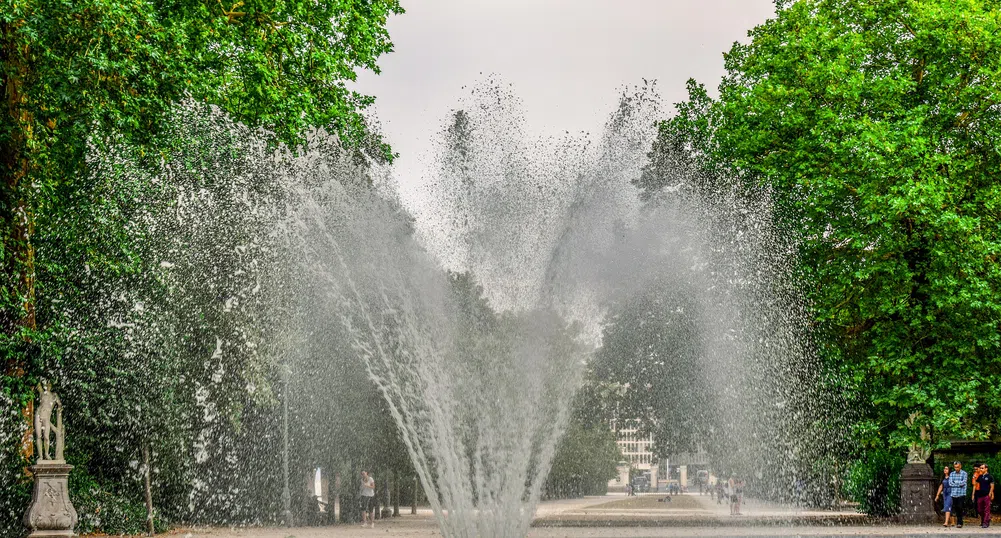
top-left (286, 79), bottom-right (827, 534)
top-left (77, 79), bottom-right (839, 537)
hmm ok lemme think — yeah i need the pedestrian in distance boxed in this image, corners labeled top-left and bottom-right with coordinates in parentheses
top-left (359, 470), bottom-right (376, 528)
top-left (935, 466), bottom-right (952, 527)
top-left (948, 461), bottom-right (969, 528)
top-left (728, 477), bottom-right (741, 516)
top-left (974, 463), bottom-right (995, 528)
top-left (973, 464), bottom-right (984, 519)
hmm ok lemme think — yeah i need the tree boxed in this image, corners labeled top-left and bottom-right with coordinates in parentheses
top-left (591, 282), bottom-right (710, 458)
top-left (543, 397), bottom-right (620, 500)
top-left (660, 0), bottom-right (1001, 452)
top-left (1, 2), bottom-right (402, 532)
top-left (1, 0), bottom-right (401, 375)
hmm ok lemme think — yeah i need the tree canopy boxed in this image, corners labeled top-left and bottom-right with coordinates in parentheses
top-left (1, 3), bottom-right (403, 534)
top-left (656, 0), bottom-right (1001, 451)
top-left (1, 0), bottom-right (402, 364)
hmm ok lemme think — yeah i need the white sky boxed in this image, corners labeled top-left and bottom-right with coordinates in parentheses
top-left (353, 0), bottom-right (776, 202)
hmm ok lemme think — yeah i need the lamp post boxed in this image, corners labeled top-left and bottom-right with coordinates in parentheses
top-left (281, 361), bottom-right (294, 527)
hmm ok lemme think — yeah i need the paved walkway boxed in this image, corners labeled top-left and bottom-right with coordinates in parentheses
top-left (159, 493), bottom-right (1001, 538)
top-left (166, 521), bottom-right (1001, 538)
top-left (535, 492), bottom-right (868, 526)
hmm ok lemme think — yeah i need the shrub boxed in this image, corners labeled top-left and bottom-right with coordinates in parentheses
top-left (846, 449), bottom-right (905, 517)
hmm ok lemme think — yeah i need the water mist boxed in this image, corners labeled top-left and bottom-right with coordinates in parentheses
top-left (84, 78), bottom-right (838, 537)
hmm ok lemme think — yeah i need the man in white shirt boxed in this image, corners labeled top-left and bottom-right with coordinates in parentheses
top-left (359, 471), bottom-right (376, 527)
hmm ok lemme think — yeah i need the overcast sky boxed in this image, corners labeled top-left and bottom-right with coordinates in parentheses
top-left (353, 0), bottom-right (776, 200)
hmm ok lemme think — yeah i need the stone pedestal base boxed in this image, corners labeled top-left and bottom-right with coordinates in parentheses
top-left (898, 462), bottom-right (937, 524)
top-left (23, 463), bottom-right (78, 538)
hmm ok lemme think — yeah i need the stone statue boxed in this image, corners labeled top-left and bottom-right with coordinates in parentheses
top-left (904, 413), bottom-right (931, 464)
top-left (899, 412), bottom-right (936, 523)
top-left (24, 380), bottom-right (78, 538)
top-left (34, 380), bottom-right (65, 462)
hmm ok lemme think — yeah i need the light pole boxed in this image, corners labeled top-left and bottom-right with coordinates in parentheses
top-left (281, 361), bottom-right (294, 527)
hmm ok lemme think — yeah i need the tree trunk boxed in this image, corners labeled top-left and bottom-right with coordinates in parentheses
top-left (380, 468), bottom-right (391, 518)
top-left (333, 472), bottom-right (341, 523)
top-left (143, 444), bottom-right (155, 536)
top-left (19, 400), bottom-right (34, 463)
top-left (393, 470), bottom-right (400, 517)
top-left (411, 475), bottom-right (417, 515)
top-left (1, 19), bottom-right (38, 464)
top-left (1, 20), bottom-right (36, 343)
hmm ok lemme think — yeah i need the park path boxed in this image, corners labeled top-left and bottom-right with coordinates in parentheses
top-left (687, 490), bottom-right (861, 519)
top-left (156, 493), bottom-right (1001, 538)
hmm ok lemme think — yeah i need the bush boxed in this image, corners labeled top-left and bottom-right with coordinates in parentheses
top-left (70, 467), bottom-right (169, 536)
top-left (543, 420), bottom-right (620, 500)
top-left (0, 456), bottom-right (31, 538)
top-left (846, 449), bottom-right (905, 517)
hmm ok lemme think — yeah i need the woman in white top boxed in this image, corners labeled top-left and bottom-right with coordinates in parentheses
top-left (359, 471), bottom-right (376, 527)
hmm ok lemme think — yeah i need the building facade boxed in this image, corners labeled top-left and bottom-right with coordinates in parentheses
top-left (608, 420), bottom-right (659, 490)
top-left (607, 420), bottom-right (711, 492)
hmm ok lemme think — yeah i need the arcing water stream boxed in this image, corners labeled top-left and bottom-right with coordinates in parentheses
top-left (94, 80), bottom-right (837, 537)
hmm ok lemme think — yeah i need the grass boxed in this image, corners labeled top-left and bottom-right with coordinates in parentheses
top-left (585, 494), bottom-right (704, 511)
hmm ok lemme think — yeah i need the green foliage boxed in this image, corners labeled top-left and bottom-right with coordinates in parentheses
top-left (0, 458), bottom-right (29, 538)
top-left (2, 1), bottom-right (403, 532)
top-left (656, 0), bottom-right (1001, 450)
top-left (590, 282), bottom-right (708, 458)
top-left (70, 466), bottom-right (169, 536)
top-left (0, 0), bottom-right (401, 158)
top-left (0, 109), bottom-right (401, 535)
top-left (543, 396), bottom-right (621, 500)
top-left (845, 449), bottom-right (905, 517)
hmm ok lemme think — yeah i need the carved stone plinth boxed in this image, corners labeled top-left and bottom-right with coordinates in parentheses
top-left (898, 462), bottom-right (937, 524)
top-left (23, 463), bottom-right (78, 538)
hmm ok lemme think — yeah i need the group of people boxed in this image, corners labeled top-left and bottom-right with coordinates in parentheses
top-left (724, 477), bottom-right (745, 515)
top-left (935, 461), bottom-right (995, 529)
top-left (705, 477), bottom-right (745, 514)
top-left (706, 477), bottom-right (745, 515)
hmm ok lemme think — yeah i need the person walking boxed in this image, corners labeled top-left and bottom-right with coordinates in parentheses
top-left (716, 479), bottom-right (724, 505)
top-left (973, 465), bottom-right (985, 519)
top-left (935, 466), bottom-right (953, 527)
top-left (724, 479), bottom-right (734, 515)
top-left (736, 478), bottom-right (745, 512)
top-left (728, 477), bottom-right (741, 516)
top-left (974, 463), bottom-right (995, 528)
top-left (359, 470), bottom-right (376, 528)
top-left (949, 461), bottom-right (969, 528)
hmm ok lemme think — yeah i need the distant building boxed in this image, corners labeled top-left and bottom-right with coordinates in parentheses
top-left (608, 420), bottom-right (659, 490)
top-left (614, 421), bottom-right (657, 466)
top-left (607, 419), bottom-right (711, 492)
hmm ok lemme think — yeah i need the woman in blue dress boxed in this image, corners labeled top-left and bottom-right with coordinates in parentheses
top-left (936, 466), bottom-right (954, 527)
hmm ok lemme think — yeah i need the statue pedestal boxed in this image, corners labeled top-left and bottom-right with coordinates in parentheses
top-left (23, 463), bottom-right (78, 538)
top-left (898, 462), bottom-right (937, 524)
